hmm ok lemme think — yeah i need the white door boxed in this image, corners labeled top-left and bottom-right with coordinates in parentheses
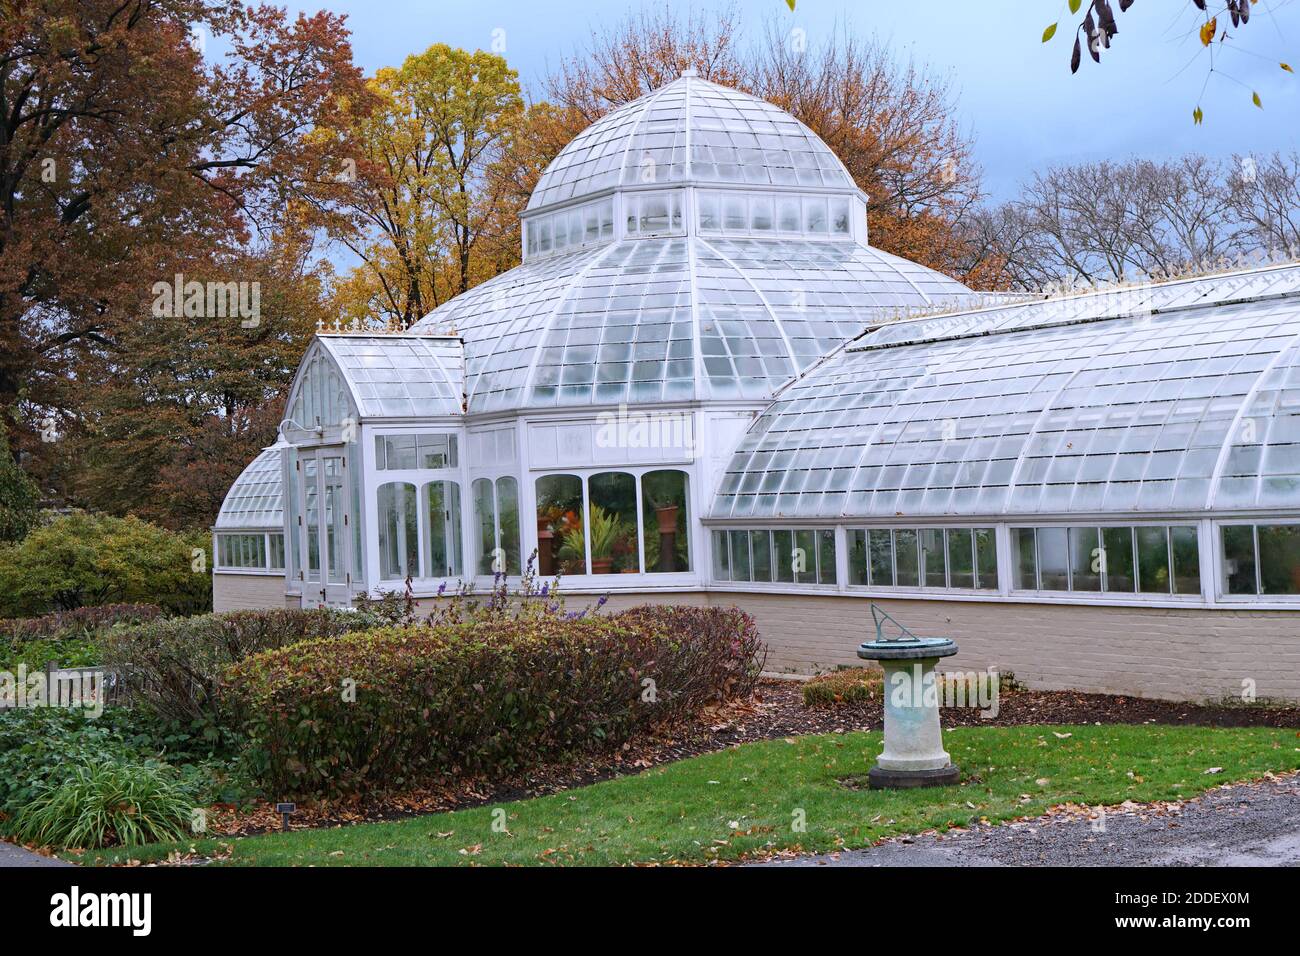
top-left (297, 447), bottom-right (353, 607)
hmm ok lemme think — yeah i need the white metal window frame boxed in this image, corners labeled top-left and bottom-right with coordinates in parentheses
top-left (841, 525), bottom-right (1000, 594)
top-left (520, 465), bottom-right (698, 587)
top-left (212, 531), bottom-right (285, 575)
top-left (1212, 517), bottom-right (1300, 603)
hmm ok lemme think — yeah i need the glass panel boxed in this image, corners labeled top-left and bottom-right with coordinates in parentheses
top-left (268, 533), bottom-right (285, 570)
top-left (1258, 525), bottom-right (1300, 595)
top-left (830, 197), bottom-right (851, 234)
top-left (418, 435), bottom-right (456, 469)
top-left (1037, 527), bottom-right (1069, 591)
top-left (1221, 525), bottom-right (1257, 595)
top-left (1136, 526), bottom-right (1171, 594)
top-left (472, 478), bottom-right (496, 575)
top-left (729, 530), bottom-right (751, 582)
top-left (795, 530), bottom-right (816, 584)
top-left (1012, 528), bottom-right (1036, 590)
top-left (723, 195), bottom-right (747, 230)
top-left (1170, 526), bottom-right (1200, 595)
top-left (920, 529), bottom-right (945, 587)
top-left (588, 472), bottom-right (639, 574)
top-left (751, 530), bottom-right (772, 582)
top-left (773, 530), bottom-right (795, 583)
top-left (818, 529), bottom-right (837, 585)
top-left (496, 477), bottom-right (521, 575)
top-left (323, 456), bottom-right (347, 585)
top-left (750, 196), bottom-right (774, 231)
top-left (425, 481), bottom-right (462, 577)
top-left (803, 196), bottom-right (828, 233)
top-left (848, 530), bottom-right (868, 586)
top-left (536, 474), bottom-right (585, 576)
top-left (712, 529), bottom-right (730, 581)
top-left (870, 530), bottom-right (894, 587)
top-left (777, 197), bottom-right (800, 232)
top-left (382, 435), bottom-right (417, 471)
top-left (641, 470), bottom-right (690, 573)
top-left (974, 528), bottom-right (997, 590)
top-left (894, 530), bottom-right (919, 588)
top-left (377, 482), bottom-right (417, 581)
top-left (1102, 527), bottom-right (1136, 592)
top-left (303, 457), bottom-right (320, 582)
top-left (1069, 527), bottom-right (1102, 592)
top-left (947, 529), bottom-right (974, 589)
top-left (641, 193), bottom-right (670, 232)
top-left (698, 194), bottom-right (719, 231)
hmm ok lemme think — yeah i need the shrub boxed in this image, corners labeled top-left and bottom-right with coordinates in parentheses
top-left (225, 607), bottom-right (766, 799)
top-left (0, 708), bottom-right (140, 815)
top-left (101, 607), bottom-right (385, 731)
top-left (0, 512), bottom-right (210, 617)
top-left (802, 667), bottom-right (883, 707)
top-left (0, 604), bottom-right (162, 672)
top-left (12, 759), bottom-right (194, 849)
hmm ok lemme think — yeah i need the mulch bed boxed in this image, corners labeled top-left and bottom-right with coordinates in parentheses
top-left (197, 679), bottom-right (1300, 840)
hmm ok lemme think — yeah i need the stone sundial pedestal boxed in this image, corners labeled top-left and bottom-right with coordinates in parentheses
top-left (856, 606), bottom-right (961, 789)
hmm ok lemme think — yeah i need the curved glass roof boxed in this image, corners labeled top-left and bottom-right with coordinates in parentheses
top-left (215, 446), bottom-right (284, 530)
top-left (304, 335), bottom-right (464, 420)
top-left (527, 74), bottom-right (857, 212)
top-left (412, 235), bottom-right (970, 412)
top-left (713, 263), bottom-right (1300, 520)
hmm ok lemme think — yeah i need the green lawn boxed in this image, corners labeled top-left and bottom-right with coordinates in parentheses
top-left (72, 724), bottom-right (1300, 867)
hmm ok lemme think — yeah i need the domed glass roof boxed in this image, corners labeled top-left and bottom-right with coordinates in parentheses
top-left (413, 236), bottom-right (970, 412)
top-left (215, 446), bottom-right (284, 530)
top-left (527, 73), bottom-right (858, 211)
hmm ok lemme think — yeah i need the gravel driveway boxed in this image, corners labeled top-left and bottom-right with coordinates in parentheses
top-left (758, 772), bottom-right (1300, 867)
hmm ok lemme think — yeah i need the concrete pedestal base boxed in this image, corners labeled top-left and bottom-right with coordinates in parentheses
top-left (868, 764), bottom-right (961, 789)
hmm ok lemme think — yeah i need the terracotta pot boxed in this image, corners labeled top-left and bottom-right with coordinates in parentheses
top-left (591, 557), bottom-right (613, 574)
top-left (655, 505), bottom-right (680, 534)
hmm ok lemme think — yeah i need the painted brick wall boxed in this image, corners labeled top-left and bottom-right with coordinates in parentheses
top-left (212, 573), bottom-right (291, 612)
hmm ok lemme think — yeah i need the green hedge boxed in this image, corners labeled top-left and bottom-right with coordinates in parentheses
top-left (101, 607), bottom-right (384, 731)
top-left (0, 512), bottom-right (210, 617)
top-left (225, 605), bottom-right (765, 799)
top-left (0, 604), bottom-right (162, 672)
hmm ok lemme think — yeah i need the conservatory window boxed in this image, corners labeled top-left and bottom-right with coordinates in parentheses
top-left (375, 433), bottom-right (457, 470)
top-left (712, 528), bottom-right (835, 585)
top-left (625, 191), bottom-right (683, 236)
top-left (1013, 526), bottom-right (1200, 595)
top-left (471, 477), bottom-right (521, 576)
top-left (1220, 523), bottom-right (1300, 596)
top-left (268, 533), bottom-right (285, 571)
top-left (696, 190), bottom-right (857, 239)
top-left (424, 481), bottom-right (463, 578)
top-left (287, 352), bottom-right (352, 429)
top-left (536, 474), bottom-right (586, 576)
top-left (216, 533), bottom-right (267, 570)
top-left (588, 472), bottom-right (640, 574)
top-left (640, 470), bottom-right (691, 573)
top-left (377, 482), bottom-right (419, 581)
top-left (848, 528), bottom-right (997, 591)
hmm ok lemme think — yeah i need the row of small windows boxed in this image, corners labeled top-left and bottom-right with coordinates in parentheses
top-left (374, 471), bottom-right (692, 581)
top-left (697, 191), bottom-right (853, 238)
top-left (1012, 525), bottom-right (1201, 596)
top-left (849, 528), bottom-right (998, 591)
top-left (374, 433), bottom-right (458, 470)
top-left (216, 532), bottom-right (285, 571)
top-left (711, 529), bottom-right (836, 585)
top-left (525, 197), bottom-right (615, 258)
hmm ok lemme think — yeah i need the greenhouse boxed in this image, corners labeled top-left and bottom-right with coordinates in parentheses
top-left (214, 73), bottom-right (1300, 701)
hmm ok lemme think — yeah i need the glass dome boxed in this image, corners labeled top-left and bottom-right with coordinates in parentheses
top-left (527, 73), bottom-right (857, 212)
top-left (215, 446), bottom-right (284, 530)
top-left (712, 262), bottom-right (1300, 520)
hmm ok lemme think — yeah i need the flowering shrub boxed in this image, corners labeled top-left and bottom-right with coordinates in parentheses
top-left (225, 606), bottom-right (765, 799)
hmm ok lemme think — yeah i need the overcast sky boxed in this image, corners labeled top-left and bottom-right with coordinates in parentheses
top-left (275, 0), bottom-right (1299, 201)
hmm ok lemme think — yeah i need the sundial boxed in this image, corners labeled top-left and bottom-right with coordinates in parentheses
top-left (856, 605), bottom-right (961, 789)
